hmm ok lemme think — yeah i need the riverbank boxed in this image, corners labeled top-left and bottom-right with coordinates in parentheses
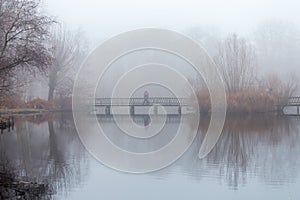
top-left (0, 108), bottom-right (46, 115)
top-left (0, 169), bottom-right (52, 199)
top-left (0, 96), bottom-right (72, 115)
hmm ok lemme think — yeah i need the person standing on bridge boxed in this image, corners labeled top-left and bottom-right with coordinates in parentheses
top-left (144, 90), bottom-right (150, 105)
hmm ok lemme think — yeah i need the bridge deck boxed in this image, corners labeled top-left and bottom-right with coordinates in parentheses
top-left (94, 97), bottom-right (192, 106)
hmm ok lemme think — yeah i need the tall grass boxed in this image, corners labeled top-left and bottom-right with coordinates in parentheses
top-left (192, 74), bottom-right (297, 114)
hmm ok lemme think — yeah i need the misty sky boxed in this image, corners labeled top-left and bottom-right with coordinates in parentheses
top-left (40, 0), bottom-right (300, 96)
top-left (43, 0), bottom-right (300, 44)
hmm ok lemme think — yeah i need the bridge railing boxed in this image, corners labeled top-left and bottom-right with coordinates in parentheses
top-left (94, 97), bottom-right (192, 106)
top-left (278, 96), bottom-right (300, 106)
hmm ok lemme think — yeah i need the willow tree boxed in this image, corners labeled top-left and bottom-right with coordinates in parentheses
top-left (47, 25), bottom-right (87, 101)
top-left (215, 34), bottom-right (257, 93)
top-left (0, 0), bottom-right (53, 96)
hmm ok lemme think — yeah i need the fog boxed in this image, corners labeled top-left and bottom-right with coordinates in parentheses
top-left (2, 1), bottom-right (300, 198)
top-left (20, 0), bottom-right (300, 99)
top-left (43, 0), bottom-right (300, 43)
top-left (43, 0), bottom-right (300, 73)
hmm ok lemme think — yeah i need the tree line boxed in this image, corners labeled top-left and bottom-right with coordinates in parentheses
top-left (0, 0), bottom-right (299, 112)
top-left (186, 21), bottom-right (299, 113)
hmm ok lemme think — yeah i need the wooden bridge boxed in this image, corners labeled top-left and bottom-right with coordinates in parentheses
top-left (92, 96), bottom-right (300, 116)
top-left (92, 97), bottom-right (195, 116)
top-left (278, 96), bottom-right (300, 116)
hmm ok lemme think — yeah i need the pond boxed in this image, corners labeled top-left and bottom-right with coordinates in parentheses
top-left (1, 113), bottom-right (300, 199)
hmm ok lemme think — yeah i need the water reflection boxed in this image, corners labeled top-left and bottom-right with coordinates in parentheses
top-left (0, 113), bottom-right (89, 199)
top-left (175, 116), bottom-right (300, 190)
top-left (1, 114), bottom-right (300, 199)
top-left (93, 114), bottom-right (300, 190)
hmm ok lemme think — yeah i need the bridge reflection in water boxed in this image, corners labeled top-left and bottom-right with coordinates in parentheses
top-left (1, 114), bottom-right (300, 199)
top-left (97, 115), bottom-right (195, 127)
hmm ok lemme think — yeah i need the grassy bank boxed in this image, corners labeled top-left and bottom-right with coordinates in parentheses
top-left (0, 96), bottom-right (72, 116)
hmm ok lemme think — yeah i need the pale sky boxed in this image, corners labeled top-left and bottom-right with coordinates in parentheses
top-left (42, 0), bottom-right (300, 45)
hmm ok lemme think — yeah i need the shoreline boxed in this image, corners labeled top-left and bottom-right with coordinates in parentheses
top-left (0, 108), bottom-right (283, 117)
top-left (0, 109), bottom-right (72, 116)
top-left (0, 109), bottom-right (46, 116)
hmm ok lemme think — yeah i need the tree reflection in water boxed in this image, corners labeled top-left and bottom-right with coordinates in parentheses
top-left (175, 115), bottom-right (300, 190)
top-left (1, 113), bottom-right (300, 198)
top-left (0, 113), bottom-right (89, 199)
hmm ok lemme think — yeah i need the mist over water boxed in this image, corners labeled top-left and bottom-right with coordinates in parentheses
top-left (1, 114), bottom-right (300, 199)
top-left (1, 0), bottom-right (300, 199)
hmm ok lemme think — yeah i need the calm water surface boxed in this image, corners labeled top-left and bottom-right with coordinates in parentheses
top-left (1, 114), bottom-right (300, 199)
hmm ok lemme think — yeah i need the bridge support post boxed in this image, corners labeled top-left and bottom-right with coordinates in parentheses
top-left (154, 105), bottom-right (158, 115)
top-left (130, 105), bottom-right (135, 115)
top-left (105, 106), bottom-right (111, 115)
top-left (297, 106), bottom-right (299, 115)
top-left (178, 106), bottom-right (181, 116)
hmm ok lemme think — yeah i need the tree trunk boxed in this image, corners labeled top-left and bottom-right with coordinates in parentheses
top-left (48, 85), bottom-right (55, 101)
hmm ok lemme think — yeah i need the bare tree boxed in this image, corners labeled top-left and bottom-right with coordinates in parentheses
top-left (47, 25), bottom-right (87, 101)
top-left (215, 34), bottom-right (257, 93)
top-left (0, 0), bottom-right (54, 95)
